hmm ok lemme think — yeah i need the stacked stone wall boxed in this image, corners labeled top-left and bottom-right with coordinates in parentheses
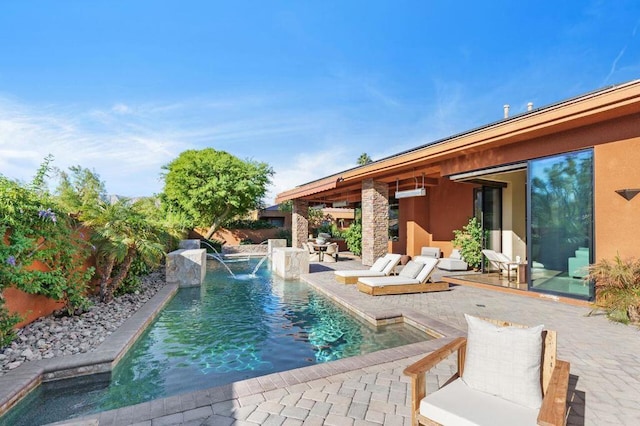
top-left (361, 179), bottom-right (389, 265)
top-left (292, 199), bottom-right (309, 249)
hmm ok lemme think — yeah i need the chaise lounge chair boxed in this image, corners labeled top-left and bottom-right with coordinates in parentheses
top-left (356, 256), bottom-right (449, 296)
top-left (482, 249), bottom-right (518, 277)
top-left (334, 253), bottom-right (402, 284)
top-left (404, 315), bottom-right (570, 426)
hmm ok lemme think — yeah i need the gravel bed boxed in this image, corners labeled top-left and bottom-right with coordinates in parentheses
top-left (0, 269), bottom-right (166, 375)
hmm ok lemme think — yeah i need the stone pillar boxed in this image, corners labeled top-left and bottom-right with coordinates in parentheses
top-left (292, 199), bottom-right (309, 248)
top-left (272, 247), bottom-right (309, 279)
top-left (268, 239), bottom-right (287, 253)
top-left (166, 249), bottom-right (207, 287)
top-left (361, 179), bottom-right (389, 266)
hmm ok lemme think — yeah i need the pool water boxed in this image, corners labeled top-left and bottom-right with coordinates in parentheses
top-left (1, 259), bottom-right (429, 425)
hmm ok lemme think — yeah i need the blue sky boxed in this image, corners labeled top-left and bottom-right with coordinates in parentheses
top-left (1, 1), bottom-right (639, 204)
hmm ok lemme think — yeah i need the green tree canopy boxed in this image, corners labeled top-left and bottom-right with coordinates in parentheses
top-left (161, 148), bottom-right (273, 239)
top-left (54, 165), bottom-right (108, 216)
top-left (357, 153), bottom-right (372, 165)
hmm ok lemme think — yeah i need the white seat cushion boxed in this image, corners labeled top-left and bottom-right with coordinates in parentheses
top-left (438, 257), bottom-right (468, 271)
top-left (462, 315), bottom-right (543, 409)
top-left (420, 378), bottom-right (538, 426)
top-left (335, 270), bottom-right (385, 279)
top-left (358, 276), bottom-right (419, 287)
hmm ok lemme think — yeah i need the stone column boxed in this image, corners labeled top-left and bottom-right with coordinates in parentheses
top-left (291, 199), bottom-right (309, 248)
top-left (361, 179), bottom-right (389, 266)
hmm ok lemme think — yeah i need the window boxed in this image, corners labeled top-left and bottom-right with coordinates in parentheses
top-left (528, 149), bottom-right (594, 299)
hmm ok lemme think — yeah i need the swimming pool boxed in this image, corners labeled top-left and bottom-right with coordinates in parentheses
top-left (1, 259), bottom-right (430, 425)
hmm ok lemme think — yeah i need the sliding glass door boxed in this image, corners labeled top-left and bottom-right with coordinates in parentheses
top-left (528, 149), bottom-right (594, 299)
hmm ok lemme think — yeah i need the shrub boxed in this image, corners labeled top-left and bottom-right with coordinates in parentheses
top-left (344, 223), bottom-right (362, 256)
top-left (225, 219), bottom-right (276, 230)
top-left (452, 217), bottom-right (485, 270)
top-left (0, 296), bottom-right (21, 349)
top-left (275, 229), bottom-right (292, 246)
top-left (0, 175), bottom-right (93, 314)
top-left (588, 254), bottom-right (640, 324)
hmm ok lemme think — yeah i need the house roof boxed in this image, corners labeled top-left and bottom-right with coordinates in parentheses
top-left (276, 80), bottom-right (640, 204)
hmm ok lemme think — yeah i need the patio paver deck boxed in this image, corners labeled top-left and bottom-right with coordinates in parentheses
top-left (51, 259), bottom-right (640, 425)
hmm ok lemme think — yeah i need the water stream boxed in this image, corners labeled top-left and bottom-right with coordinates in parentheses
top-left (199, 240), bottom-right (236, 278)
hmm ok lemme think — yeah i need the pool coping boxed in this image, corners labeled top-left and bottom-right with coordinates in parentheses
top-left (0, 283), bottom-right (179, 417)
top-left (3, 267), bottom-right (462, 425)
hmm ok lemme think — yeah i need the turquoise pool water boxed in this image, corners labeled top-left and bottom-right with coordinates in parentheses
top-left (1, 259), bottom-right (429, 425)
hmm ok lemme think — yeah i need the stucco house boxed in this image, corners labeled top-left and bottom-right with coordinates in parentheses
top-left (276, 80), bottom-right (640, 301)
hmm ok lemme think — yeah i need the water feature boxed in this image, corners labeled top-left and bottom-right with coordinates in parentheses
top-left (1, 258), bottom-right (430, 426)
top-left (199, 240), bottom-right (236, 277)
top-left (251, 252), bottom-right (270, 276)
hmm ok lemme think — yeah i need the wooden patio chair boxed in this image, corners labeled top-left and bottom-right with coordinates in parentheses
top-left (404, 316), bottom-right (570, 426)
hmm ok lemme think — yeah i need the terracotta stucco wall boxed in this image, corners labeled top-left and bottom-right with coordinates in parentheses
top-left (594, 137), bottom-right (640, 260)
top-left (398, 179), bottom-right (474, 257)
top-left (3, 229), bottom-right (94, 328)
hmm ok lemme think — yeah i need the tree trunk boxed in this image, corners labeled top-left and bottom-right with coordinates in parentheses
top-left (103, 247), bottom-right (136, 302)
top-left (98, 256), bottom-right (115, 303)
top-left (204, 206), bottom-right (232, 240)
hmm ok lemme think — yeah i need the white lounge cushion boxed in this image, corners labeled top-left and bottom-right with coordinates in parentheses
top-left (420, 378), bottom-right (538, 426)
top-left (399, 261), bottom-right (423, 279)
top-left (335, 270), bottom-right (386, 279)
top-left (358, 276), bottom-right (419, 287)
top-left (462, 315), bottom-right (544, 409)
top-left (420, 247), bottom-right (441, 258)
top-left (370, 257), bottom-right (391, 272)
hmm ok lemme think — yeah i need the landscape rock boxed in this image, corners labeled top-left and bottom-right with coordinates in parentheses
top-left (0, 269), bottom-right (166, 375)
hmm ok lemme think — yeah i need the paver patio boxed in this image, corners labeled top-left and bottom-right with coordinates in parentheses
top-left (58, 259), bottom-right (640, 426)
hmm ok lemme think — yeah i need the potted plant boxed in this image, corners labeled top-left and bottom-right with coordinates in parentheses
top-left (452, 217), bottom-right (485, 270)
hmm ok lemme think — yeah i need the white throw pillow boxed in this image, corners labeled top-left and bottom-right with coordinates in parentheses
top-left (462, 314), bottom-right (544, 409)
top-left (399, 261), bottom-right (423, 279)
top-left (370, 257), bottom-right (390, 272)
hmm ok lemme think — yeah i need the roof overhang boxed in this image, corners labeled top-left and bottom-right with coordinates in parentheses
top-left (276, 80), bottom-right (640, 203)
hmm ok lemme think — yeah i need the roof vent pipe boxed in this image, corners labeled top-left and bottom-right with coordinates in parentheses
top-left (527, 102), bottom-right (533, 111)
top-left (503, 104), bottom-right (510, 118)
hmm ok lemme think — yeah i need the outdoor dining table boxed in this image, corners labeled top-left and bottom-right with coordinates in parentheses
top-left (309, 242), bottom-right (329, 261)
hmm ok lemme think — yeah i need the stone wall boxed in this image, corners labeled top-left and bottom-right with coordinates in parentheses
top-left (221, 244), bottom-right (268, 255)
top-left (361, 179), bottom-right (389, 266)
top-left (292, 199), bottom-right (309, 249)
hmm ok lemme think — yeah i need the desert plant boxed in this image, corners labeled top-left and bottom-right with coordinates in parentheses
top-left (452, 217), bottom-right (485, 270)
top-left (588, 254), bottom-right (640, 323)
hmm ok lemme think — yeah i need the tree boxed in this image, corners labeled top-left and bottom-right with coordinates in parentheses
top-left (357, 153), bottom-right (372, 165)
top-left (53, 166), bottom-right (167, 302)
top-left (162, 149), bottom-right (273, 239)
top-left (55, 165), bottom-right (108, 216)
top-left (83, 200), bottom-right (165, 302)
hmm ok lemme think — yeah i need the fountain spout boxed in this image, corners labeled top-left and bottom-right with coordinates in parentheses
top-left (250, 253), bottom-right (271, 276)
top-left (200, 240), bottom-right (236, 278)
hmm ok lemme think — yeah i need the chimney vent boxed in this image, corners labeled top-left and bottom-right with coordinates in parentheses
top-left (503, 104), bottom-right (510, 118)
top-left (527, 102), bottom-right (533, 111)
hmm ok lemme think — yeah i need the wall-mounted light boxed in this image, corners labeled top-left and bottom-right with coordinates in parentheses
top-left (615, 188), bottom-right (640, 201)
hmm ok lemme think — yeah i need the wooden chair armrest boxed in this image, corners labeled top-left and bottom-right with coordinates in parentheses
top-left (403, 337), bottom-right (467, 378)
top-left (538, 359), bottom-right (570, 426)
